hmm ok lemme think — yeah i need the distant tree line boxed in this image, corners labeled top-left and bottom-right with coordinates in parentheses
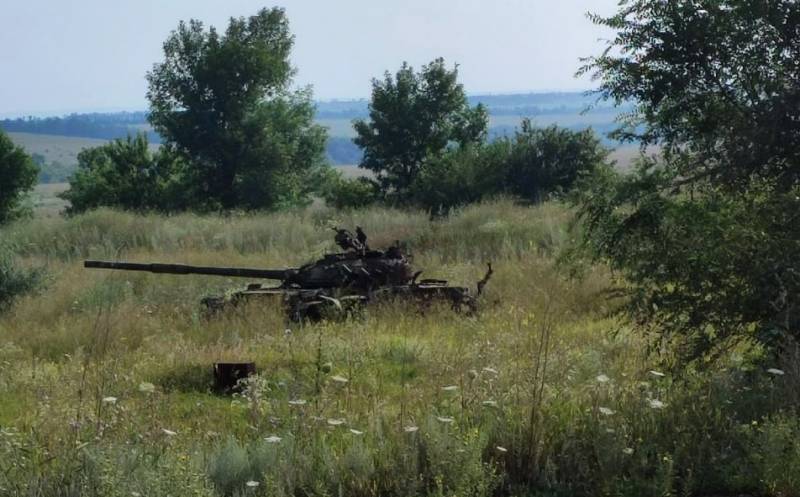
top-left (0, 112), bottom-right (160, 142)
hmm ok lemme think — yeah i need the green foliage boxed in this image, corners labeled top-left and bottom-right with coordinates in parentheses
top-left (506, 120), bottom-right (608, 203)
top-left (410, 141), bottom-right (510, 214)
top-left (147, 7), bottom-right (329, 210)
top-left (408, 122), bottom-right (607, 213)
top-left (354, 58), bottom-right (488, 201)
top-left (574, 165), bottom-right (800, 358)
top-left (0, 245), bottom-right (41, 313)
top-left (60, 134), bottom-right (188, 214)
top-left (0, 130), bottom-right (38, 224)
top-left (580, 0), bottom-right (800, 190)
top-left (575, 0), bottom-right (800, 359)
top-left (320, 171), bottom-right (379, 210)
top-left (748, 414), bottom-right (800, 496)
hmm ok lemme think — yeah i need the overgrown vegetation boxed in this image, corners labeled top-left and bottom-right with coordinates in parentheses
top-left (573, 0), bottom-right (800, 361)
top-left (59, 134), bottom-right (188, 214)
top-left (0, 245), bottom-right (41, 311)
top-left (0, 202), bottom-right (798, 496)
top-left (3, 1), bottom-right (800, 495)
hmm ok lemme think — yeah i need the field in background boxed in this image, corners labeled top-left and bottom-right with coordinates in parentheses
top-left (8, 132), bottom-right (109, 165)
top-left (30, 182), bottom-right (69, 217)
top-left (316, 110), bottom-right (620, 140)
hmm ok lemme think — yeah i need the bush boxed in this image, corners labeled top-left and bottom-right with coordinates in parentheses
top-left (60, 134), bottom-right (189, 214)
top-left (0, 246), bottom-right (42, 312)
top-left (505, 119), bottom-right (608, 203)
top-left (572, 162), bottom-right (800, 359)
top-left (321, 172), bottom-right (380, 210)
top-left (410, 141), bottom-right (510, 214)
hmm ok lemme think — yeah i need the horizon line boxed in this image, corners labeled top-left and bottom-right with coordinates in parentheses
top-left (0, 88), bottom-right (601, 120)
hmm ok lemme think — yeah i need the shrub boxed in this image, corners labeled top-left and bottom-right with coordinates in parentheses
top-left (60, 134), bottom-right (189, 214)
top-left (0, 246), bottom-right (42, 312)
top-left (505, 119), bottom-right (608, 203)
top-left (410, 141), bottom-right (510, 214)
top-left (573, 162), bottom-right (800, 359)
top-left (321, 172), bottom-right (380, 210)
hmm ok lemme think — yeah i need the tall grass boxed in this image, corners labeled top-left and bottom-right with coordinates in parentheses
top-left (0, 200), bottom-right (798, 496)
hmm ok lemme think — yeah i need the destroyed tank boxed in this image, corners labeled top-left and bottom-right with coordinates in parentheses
top-left (84, 227), bottom-right (492, 321)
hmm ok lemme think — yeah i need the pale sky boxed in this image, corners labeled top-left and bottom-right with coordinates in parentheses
top-left (0, 0), bottom-right (619, 117)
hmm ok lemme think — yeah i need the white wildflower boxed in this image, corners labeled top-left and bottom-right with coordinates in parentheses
top-left (648, 399), bottom-right (666, 409)
top-left (327, 418), bottom-right (346, 426)
top-left (245, 480), bottom-right (260, 488)
top-left (622, 447), bottom-right (634, 455)
top-left (288, 399), bottom-right (307, 406)
top-left (138, 382), bottom-right (155, 394)
top-left (264, 435), bottom-right (282, 443)
top-left (596, 374), bottom-right (610, 383)
top-left (436, 416), bottom-right (454, 424)
top-left (649, 370), bottom-right (666, 377)
top-left (599, 407), bottom-right (615, 416)
top-left (767, 368), bottom-right (785, 376)
top-left (162, 428), bottom-right (177, 436)
top-left (330, 375), bottom-right (349, 384)
top-left (102, 396), bottom-right (117, 405)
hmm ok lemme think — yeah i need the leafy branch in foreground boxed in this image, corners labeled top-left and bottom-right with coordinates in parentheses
top-left (575, 0), bottom-right (800, 360)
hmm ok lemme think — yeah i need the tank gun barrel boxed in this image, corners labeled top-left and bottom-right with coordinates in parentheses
top-left (84, 260), bottom-right (297, 281)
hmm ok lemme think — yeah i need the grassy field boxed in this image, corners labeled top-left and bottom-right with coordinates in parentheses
top-left (0, 201), bottom-right (798, 496)
top-left (8, 132), bottom-right (109, 165)
top-left (30, 183), bottom-right (69, 218)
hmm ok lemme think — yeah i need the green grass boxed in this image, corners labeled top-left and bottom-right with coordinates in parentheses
top-left (0, 201), bottom-right (798, 496)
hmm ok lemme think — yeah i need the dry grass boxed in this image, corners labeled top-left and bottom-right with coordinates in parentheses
top-left (0, 201), bottom-right (797, 497)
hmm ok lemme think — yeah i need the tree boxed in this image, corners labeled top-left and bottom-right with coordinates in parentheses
top-left (580, 0), bottom-right (800, 190)
top-left (505, 120), bottom-right (608, 203)
top-left (353, 58), bottom-right (488, 201)
top-left (147, 7), bottom-right (328, 210)
top-left (60, 134), bottom-right (187, 214)
top-left (0, 130), bottom-right (38, 224)
top-left (575, 0), bottom-right (800, 359)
